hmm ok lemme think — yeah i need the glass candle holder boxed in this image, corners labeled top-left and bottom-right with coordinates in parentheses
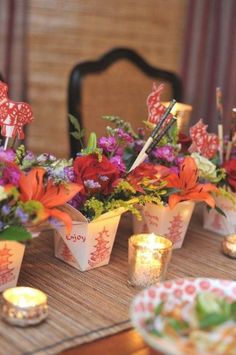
top-left (2, 287), bottom-right (48, 326)
top-left (222, 234), bottom-right (236, 258)
top-left (128, 234), bottom-right (172, 288)
top-left (162, 101), bottom-right (192, 134)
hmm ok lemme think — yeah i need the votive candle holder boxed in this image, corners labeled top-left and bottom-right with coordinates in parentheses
top-left (128, 234), bottom-right (172, 288)
top-left (2, 287), bottom-right (48, 326)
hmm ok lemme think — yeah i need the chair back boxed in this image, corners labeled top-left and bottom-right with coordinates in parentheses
top-left (68, 48), bottom-right (182, 157)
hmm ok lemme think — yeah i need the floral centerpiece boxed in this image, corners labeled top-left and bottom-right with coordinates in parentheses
top-left (52, 131), bottom-right (139, 271)
top-left (0, 147), bottom-right (80, 291)
top-left (95, 84), bottom-right (220, 248)
top-left (186, 120), bottom-right (236, 236)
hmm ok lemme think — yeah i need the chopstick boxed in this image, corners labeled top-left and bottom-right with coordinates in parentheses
top-left (129, 100), bottom-right (176, 172)
top-left (225, 108), bottom-right (236, 161)
top-left (216, 87), bottom-right (224, 164)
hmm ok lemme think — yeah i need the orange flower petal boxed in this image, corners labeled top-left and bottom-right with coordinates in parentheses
top-left (39, 183), bottom-right (82, 208)
top-left (47, 208), bottom-right (73, 234)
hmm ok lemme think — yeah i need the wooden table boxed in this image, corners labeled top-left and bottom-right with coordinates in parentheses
top-left (61, 209), bottom-right (236, 355)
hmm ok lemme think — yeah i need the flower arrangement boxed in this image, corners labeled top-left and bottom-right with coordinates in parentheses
top-left (58, 129), bottom-right (139, 220)
top-left (92, 85), bottom-right (220, 213)
top-left (0, 146), bottom-right (81, 241)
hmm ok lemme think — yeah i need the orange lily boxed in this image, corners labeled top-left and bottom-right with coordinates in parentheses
top-left (166, 156), bottom-right (218, 208)
top-left (19, 168), bottom-right (82, 233)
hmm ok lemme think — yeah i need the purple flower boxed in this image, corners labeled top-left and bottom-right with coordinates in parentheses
top-left (152, 146), bottom-right (176, 163)
top-left (64, 166), bottom-right (75, 182)
top-left (0, 147), bottom-right (15, 162)
top-left (110, 155), bottom-right (126, 173)
top-left (37, 153), bottom-right (57, 163)
top-left (175, 156), bottom-right (184, 166)
top-left (100, 175), bottom-right (109, 181)
top-left (15, 207), bottom-right (29, 223)
top-left (1, 205), bottom-right (10, 215)
top-left (48, 217), bottom-right (61, 229)
top-left (84, 180), bottom-right (101, 189)
top-left (134, 140), bottom-right (144, 154)
top-left (69, 193), bottom-right (86, 210)
top-left (0, 164), bottom-right (21, 186)
top-left (117, 128), bottom-right (133, 143)
top-left (115, 147), bottom-right (124, 156)
top-left (98, 136), bottom-right (117, 153)
top-left (23, 151), bottom-right (35, 161)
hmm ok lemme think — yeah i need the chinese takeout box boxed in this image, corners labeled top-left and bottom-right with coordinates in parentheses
top-left (0, 241), bottom-right (25, 292)
top-left (203, 194), bottom-right (236, 236)
top-left (132, 201), bottom-right (195, 249)
top-left (54, 204), bottom-right (124, 271)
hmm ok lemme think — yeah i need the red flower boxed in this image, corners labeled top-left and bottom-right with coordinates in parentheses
top-left (73, 154), bottom-right (119, 196)
top-left (223, 159), bottom-right (236, 191)
top-left (127, 163), bottom-right (170, 193)
top-left (178, 133), bottom-right (192, 153)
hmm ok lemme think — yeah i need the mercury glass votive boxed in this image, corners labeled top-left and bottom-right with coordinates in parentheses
top-left (2, 287), bottom-right (48, 326)
top-left (162, 101), bottom-right (192, 134)
top-left (128, 234), bottom-right (172, 288)
top-left (222, 234), bottom-right (236, 258)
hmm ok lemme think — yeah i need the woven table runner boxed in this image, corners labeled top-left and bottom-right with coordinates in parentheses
top-left (0, 211), bottom-right (235, 355)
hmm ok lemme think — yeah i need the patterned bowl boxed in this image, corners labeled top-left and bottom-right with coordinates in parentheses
top-left (130, 278), bottom-right (236, 355)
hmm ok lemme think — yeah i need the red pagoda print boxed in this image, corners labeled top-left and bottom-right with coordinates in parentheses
top-left (60, 243), bottom-right (76, 264)
top-left (141, 223), bottom-right (149, 233)
top-left (166, 214), bottom-right (184, 245)
top-left (0, 244), bottom-right (15, 286)
top-left (211, 213), bottom-right (223, 231)
top-left (88, 227), bottom-right (111, 267)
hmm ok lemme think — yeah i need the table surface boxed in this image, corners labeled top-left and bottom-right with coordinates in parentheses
top-left (60, 208), bottom-right (236, 355)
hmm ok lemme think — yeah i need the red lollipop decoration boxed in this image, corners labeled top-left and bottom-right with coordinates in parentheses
top-left (188, 119), bottom-right (219, 159)
top-left (147, 83), bottom-right (173, 125)
top-left (0, 81), bottom-right (34, 149)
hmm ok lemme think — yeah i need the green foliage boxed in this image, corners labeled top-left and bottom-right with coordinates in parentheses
top-left (15, 144), bottom-right (26, 165)
top-left (81, 132), bottom-right (102, 159)
top-left (83, 198), bottom-right (105, 220)
top-left (0, 226), bottom-right (32, 241)
top-left (113, 180), bottom-right (136, 198)
top-left (102, 115), bottom-right (138, 138)
top-left (137, 194), bottom-right (164, 206)
top-left (69, 114), bottom-right (85, 146)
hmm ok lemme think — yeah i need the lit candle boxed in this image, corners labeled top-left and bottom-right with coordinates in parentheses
top-left (222, 235), bottom-right (236, 258)
top-left (2, 287), bottom-right (48, 326)
top-left (128, 234), bottom-right (172, 288)
top-left (162, 101), bottom-right (192, 134)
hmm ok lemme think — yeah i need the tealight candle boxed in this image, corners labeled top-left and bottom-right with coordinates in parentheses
top-left (222, 234), bottom-right (236, 258)
top-left (128, 234), bottom-right (172, 288)
top-left (2, 287), bottom-right (48, 326)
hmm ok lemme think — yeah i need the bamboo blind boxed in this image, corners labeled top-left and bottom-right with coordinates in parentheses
top-left (27, 0), bottom-right (187, 157)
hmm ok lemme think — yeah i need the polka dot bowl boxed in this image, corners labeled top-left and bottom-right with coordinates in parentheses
top-left (130, 278), bottom-right (236, 355)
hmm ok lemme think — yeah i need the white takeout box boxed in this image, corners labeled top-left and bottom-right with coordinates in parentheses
top-left (54, 204), bottom-right (124, 271)
top-left (0, 241), bottom-right (25, 292)
top-left (132, 201), bottom-right (195, 249)
top-left (203, 194), bottom-right (236, 236)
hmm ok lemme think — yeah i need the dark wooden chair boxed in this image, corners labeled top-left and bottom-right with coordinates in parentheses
top-left (68, 47), bottom-right (182, 157)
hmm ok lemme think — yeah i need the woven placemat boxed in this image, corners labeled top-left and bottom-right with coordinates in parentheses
top-left (1, 211), bottom-right (236, 355)
top-left (0, 214), bottom-right (137, 355)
